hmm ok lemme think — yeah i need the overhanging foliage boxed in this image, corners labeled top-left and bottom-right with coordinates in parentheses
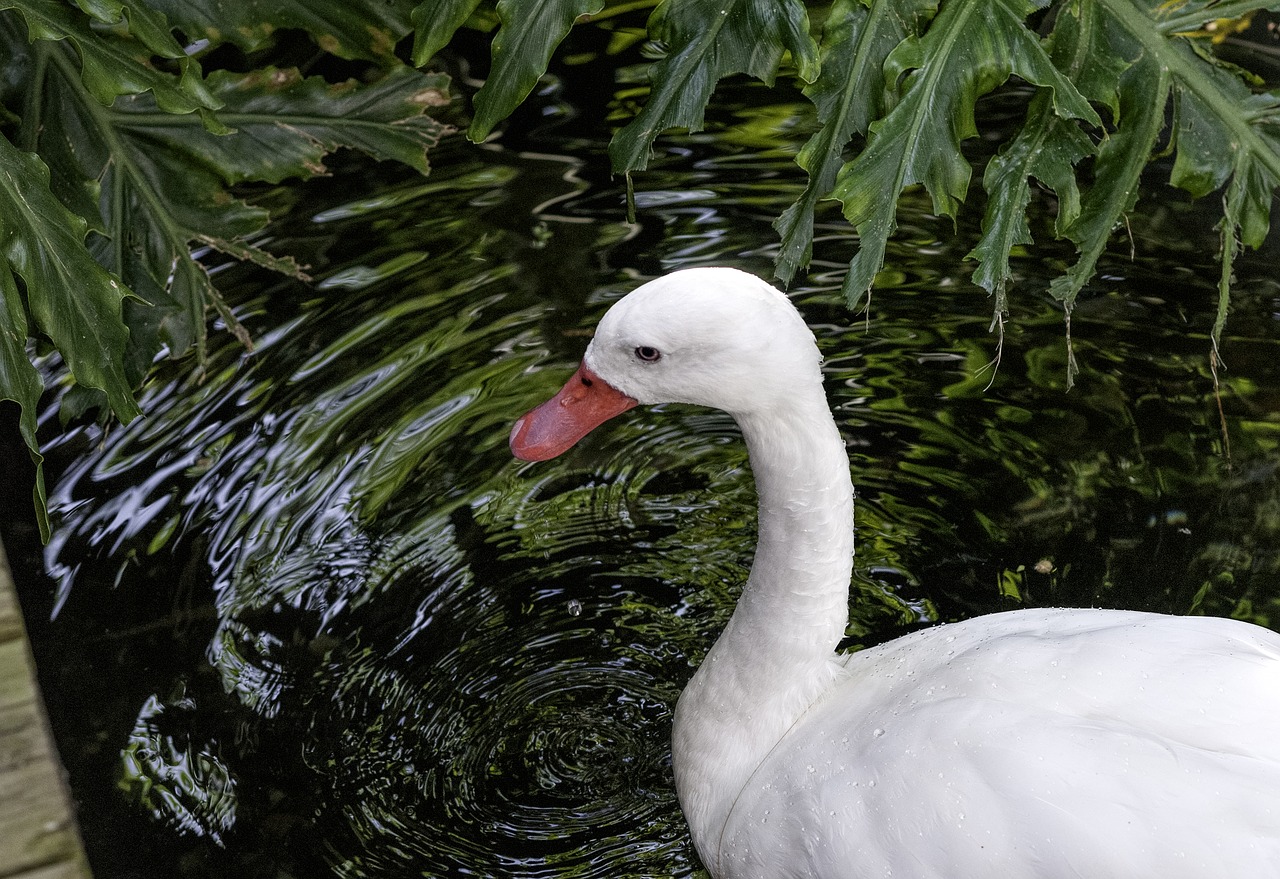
top-left (0, 1), bottom-right (451, 537)
top-left (1, 0), bottom-right (1279, 537)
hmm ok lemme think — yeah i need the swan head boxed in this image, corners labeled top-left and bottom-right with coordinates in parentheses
top-left (511, 267), bottom-right (822, 461)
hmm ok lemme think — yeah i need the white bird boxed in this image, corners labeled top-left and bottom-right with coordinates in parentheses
top-left (509, 266), bottom-right (1280, 879)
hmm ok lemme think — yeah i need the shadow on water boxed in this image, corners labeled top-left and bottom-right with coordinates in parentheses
top-left (5, 29), bottom-right (1280, 879)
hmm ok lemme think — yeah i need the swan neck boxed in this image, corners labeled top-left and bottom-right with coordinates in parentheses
top-left (672, 390), bottom-right (854, 870)
top-left (732, 399), bottom-right (854, 659)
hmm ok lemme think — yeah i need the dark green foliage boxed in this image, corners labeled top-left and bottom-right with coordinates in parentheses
top-left (0, 2), bottom-right (452, 536)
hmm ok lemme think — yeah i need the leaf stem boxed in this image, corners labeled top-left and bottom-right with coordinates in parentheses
top-left (1157, 0), bottom-right (1276, 35)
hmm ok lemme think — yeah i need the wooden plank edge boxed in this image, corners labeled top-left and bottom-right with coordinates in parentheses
top-left (0, 533), bottom-right (94, 879)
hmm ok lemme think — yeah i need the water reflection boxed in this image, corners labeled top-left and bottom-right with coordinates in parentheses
top-left (17, 62), bottom-right (1280, 879)
top-left (120, 692), bottom-right (238, 844)
top-left (35, 136), bottom-right (719, 876)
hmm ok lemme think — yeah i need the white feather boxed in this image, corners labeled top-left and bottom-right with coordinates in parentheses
top-left (573, 267), bottom-right (1280, 879)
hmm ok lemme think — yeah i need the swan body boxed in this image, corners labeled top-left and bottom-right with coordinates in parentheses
top-left (509, 267), bottom-right (1280, 879)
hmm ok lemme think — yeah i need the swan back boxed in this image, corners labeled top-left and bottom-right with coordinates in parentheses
top-left (512, 267), bottom-right (1280, 879)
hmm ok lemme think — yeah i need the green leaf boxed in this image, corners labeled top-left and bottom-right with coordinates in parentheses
top-left (609, 0), bottom-right (819, 172)
top-left (198, 234), bottom-right (313, 281)
top-left (966, 88), bottom-right (1094, 309)
top-left (1050, 58), bottom-right (1167, 305)
top-left (1171, 86), bottom-right (1238, 198)
top-left (173, 66), bottom-right (454, 180)
top-left (1049, 57), bottom-right (1168, 387)
top-left (0, 273), bottom-right (38, 401)
top-left (1212, 91), bottom-right (1280, 344)
top-left (774, 0), bottom-right (935, 285)
top-left (1229, 93), bottom-right (1280, 249)
top-left (0, 262), bottom-right (48, 542)
top-left (1161, 24), bottom-right (1280, 209)
top-left (1164, 57), bottom-right (1280, 245)
top-left (143, 0), bottom-right (418, 61)
top-left (966, 0), bottom-right (1125, 303)
top-left (29, 59), bottom-right (452, 365)
top-left (1052, 0), bottom-right (1134, 121)
top-left (70, 0), bottom-right (191, 60)
top-left (0, 137), bottom-right (140, 421)
top-left (831, 0), bottom-right (1097, 308)
top-left (469, 0), bottom-right (607, 141)
top-left (412, 0), bottom-right (487, 67)
top-left (136, 66), bottom-right (450, 354)
top-left (1041, 1), bottom-right (1280, 386)
top-left (1, 0), bottom-right (220, 114)
top-left (1154, 0), bottom-right (1280, 36)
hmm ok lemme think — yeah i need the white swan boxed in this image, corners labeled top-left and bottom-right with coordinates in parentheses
top-left (509, 267), bottom-right (1280, 879)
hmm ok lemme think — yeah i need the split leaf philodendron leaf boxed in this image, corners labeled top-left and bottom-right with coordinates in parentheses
top-left (966, 91), bottom-right (1095, 314)
top-left (1048, 56), bottom-right (1168, 384)
top-left (1210, 89), bottom-right (1280, 343)
top-left (1226, 92), bottom-right (1280, 251)
top-left (32, 58), bottom-right (452, 366)
top-left (966, 0), bottom-right (1131, 312)
top-left (830, 0), bottom-right (1098, 310)
top-left (70, 0), bottom-right (194, 61)
top-left (774, 0), bottom-right (936, 286)
top-left (608, 0), bottom-right (820, 173)
top-left (177, 67), bottom-right (453, 180)
top-left (1039, 0), bottom-right (1280, 383)
top-left (469, 0), bottom-right (607, 141)
top-left (0, 0), bottom-right (220, 114)
top-left (0, 1), bottom-right (455, 533)
top-left (0, 136), bottom-right (140, 422)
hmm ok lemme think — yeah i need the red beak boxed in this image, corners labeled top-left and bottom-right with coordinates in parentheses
top-left (510, 363), bottom-right (638, 462)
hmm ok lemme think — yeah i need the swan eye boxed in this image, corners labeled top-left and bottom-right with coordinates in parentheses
top-left (635, 346), bottom-right (662, 363)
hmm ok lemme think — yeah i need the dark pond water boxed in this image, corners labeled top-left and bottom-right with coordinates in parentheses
top-left (6, 27), bottom-right (1280, 879)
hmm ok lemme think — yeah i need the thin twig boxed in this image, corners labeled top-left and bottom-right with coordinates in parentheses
top-left (1210, 343), bottom-right (1233, 468)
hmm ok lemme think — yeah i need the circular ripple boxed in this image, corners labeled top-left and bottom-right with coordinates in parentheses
top-left (305, 587), bottom-right (695, 878)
